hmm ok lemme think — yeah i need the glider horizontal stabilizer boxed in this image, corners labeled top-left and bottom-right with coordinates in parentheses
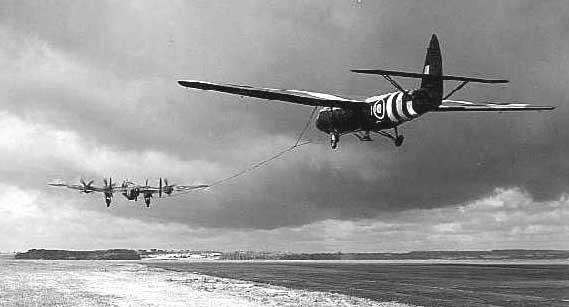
top-left (351, 69), bottom-right (508, 84)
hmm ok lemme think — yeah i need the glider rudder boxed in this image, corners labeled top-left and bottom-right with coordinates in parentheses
top-left (420, 34), bottom-right (443, 104)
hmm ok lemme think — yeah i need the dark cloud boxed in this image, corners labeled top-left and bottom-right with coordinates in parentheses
top-left (4, 183), bottom-right (567, 252)
top-left (1, 0), bottom-right (569, 236)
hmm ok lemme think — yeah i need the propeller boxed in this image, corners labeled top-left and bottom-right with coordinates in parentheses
top-left (159, 177), bottom-right (162, 198)
top-left (163, 178), bottom-right (176, 195)
top-left (102, 177), bottom-right (115, 191)
top-left (79, 178), bottom-right (94, 193)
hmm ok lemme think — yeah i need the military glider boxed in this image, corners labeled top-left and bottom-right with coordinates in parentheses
top-left (178, 34), bottom-right (554, 149)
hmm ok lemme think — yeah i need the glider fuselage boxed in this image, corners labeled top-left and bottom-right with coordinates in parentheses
top-left (315, 88), bottom-right (435, 135)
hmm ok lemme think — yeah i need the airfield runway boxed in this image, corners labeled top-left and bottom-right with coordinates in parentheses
top-left (1, 257), bottom-right (567, 306)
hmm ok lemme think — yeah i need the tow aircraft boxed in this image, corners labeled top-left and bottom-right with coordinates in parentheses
top-left (49, 177), bottom-right (209, 207)
top-left (121, 178), bottom-right (209, 207)
top-left (178, 34), bottom-right (554, 149)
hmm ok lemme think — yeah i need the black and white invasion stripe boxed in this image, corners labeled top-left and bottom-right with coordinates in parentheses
top-left (371, 92), bottom-right (420, 123)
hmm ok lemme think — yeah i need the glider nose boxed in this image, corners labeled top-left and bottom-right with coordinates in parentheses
top-left (315, 111), bottom-right (331, 132)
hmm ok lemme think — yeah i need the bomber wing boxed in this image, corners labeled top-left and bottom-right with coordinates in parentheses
top-left (177, 80), bottom-right (368, 109)
top-left (131, 183), bottom-right (208, 198)
top-left (48, 182), bottom-right (126, 193)
top-left (137, 186), bottom-right (161, 193)
top-left (48, 182), bottom-right (86, 191)
top-left (48, 182), bottom-right (108, 193)
top-left (137, 184), bottom-right (209, 193)
top-left (435, 100), bottom-right (555, 112)
top-left (174, 184), bottom-right (210, 191)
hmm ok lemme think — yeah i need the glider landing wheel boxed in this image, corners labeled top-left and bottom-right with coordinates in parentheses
top-left (394, 135), bottom-right (404, 147)
top-left (330, 132), bottom-right (339, 150)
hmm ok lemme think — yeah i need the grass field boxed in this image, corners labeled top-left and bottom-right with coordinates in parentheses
top-left (0, 259), bottom-right (261, 306)
top-left (0, 257), bottom-right (410, 306)
top-left (147, 261), bottom-right (569, 307)
top-left (2, 253), bottom-right (566, 306)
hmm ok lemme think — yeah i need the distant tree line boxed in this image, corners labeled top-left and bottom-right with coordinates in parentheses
top-left (219, 250), bottom-right (569, 261)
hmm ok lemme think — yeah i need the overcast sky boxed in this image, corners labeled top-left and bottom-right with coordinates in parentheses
top-left (1, 0), bottom-right (568, 252)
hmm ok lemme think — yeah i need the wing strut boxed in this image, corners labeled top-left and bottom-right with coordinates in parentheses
top-left (443, 81), bottom-right (469, 100)
top-left (381, 74), bottom-right (410, 97)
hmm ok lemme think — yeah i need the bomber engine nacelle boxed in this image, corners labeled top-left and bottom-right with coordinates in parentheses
top-left (104, 192), bottom-right (112, 207)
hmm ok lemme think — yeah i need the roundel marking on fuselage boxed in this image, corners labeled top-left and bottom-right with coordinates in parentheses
top-left (372, 99), bottom-right (385, 120)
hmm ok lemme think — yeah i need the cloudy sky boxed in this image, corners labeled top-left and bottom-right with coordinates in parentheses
top-left (1, 0), bottom-right (568, 252)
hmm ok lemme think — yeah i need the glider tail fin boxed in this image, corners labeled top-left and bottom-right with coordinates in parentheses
top-left (420, 34), bottom-right (443, 104)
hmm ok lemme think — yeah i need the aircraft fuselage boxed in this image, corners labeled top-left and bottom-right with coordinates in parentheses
top-left (315, 89), bottom-right (434, 135)
top-left (122, 188), bottom-right (140, 201)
